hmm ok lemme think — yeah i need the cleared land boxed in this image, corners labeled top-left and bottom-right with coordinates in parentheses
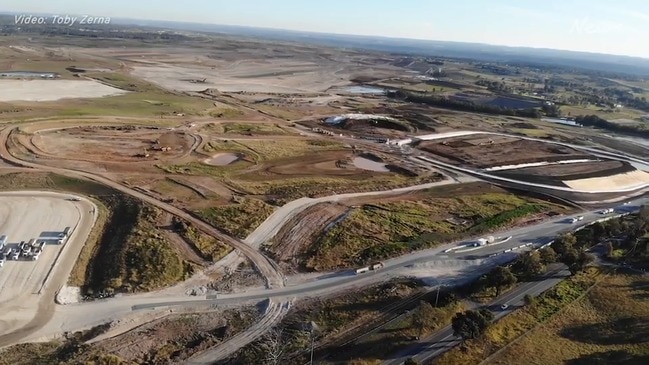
top-left (0, 80), bottom-right (127, 101)
top-left (0, 191), bottom-right (92, 338)
top-left (0, 307), bottom-right (258, 365)
top-left (417, 135), bottom-right (592, 169)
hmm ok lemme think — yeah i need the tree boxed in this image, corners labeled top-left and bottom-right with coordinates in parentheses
top-left (603, 241), bottom-right (614, 258)
top-left (539, 247), bottom-right (558, 265)
top-left (404, 358), bottom-right (420, 365)
top-left (553, 234), bottom-right (577, 256)
top-left (515, 251), bottom-right (544, 280)
top-left (452, 309), bottom-right (493, 340)
top-left (412, 301), bottom-right (436, 338)
top-left (563, 249), bottom-right (594, 274)
top-left (486, 266), bottom-right (517, 296)
top-left (523, 294), bottom-right (536, 306)
top-left (258, 328), bottom-right (285, 365)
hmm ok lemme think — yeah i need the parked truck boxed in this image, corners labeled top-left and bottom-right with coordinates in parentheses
top-left (0, 235), bottom-right (7, 251)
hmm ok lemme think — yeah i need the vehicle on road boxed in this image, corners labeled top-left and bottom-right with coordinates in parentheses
top-left (370, 262), bottom-right (384, 270)
top-left (600, 208), bottom-right (614, 214)
top-left (500, 303), bottom-right (509, 310)
top-left (569, 217), bottom-right (578, 224)
top-left (577, 216), bottom-right (584, 221)
top-left (66, 197), bottom-right (80, 201)
top-left (355, 266), bottom-right (370, 274)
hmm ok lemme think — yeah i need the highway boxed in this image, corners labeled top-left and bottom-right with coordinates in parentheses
top-left (382, 265), bottom-right (571, 365)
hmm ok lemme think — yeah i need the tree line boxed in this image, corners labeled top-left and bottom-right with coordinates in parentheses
top-left (387, 89), bottom-right (543, 118)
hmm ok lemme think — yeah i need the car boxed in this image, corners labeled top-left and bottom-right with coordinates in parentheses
top-left (500, 304), bottom-right (509, 310)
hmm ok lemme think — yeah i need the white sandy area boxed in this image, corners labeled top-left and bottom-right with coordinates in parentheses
top-left (0, 80), bottom-right (128, 101)
top-left (563, 170), bottom-right (649, 191)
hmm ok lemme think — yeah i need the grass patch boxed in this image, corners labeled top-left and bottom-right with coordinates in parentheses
top-left (434, 267), bottom-right (605, 365)
top-left (238, 174), bottom-right (440, 205)
top-left (208, 107), bottom-right (245, 118)
top-left (306, 186), bottom-right (566, 271)
top-left (485, 271), bottom-right (649, 365)
top-left (178, 222), bottom-right (233, 261)
top-left (196, 198), bottom-right (276, 239)
top-left (218, 122), bottom-right (293, 135)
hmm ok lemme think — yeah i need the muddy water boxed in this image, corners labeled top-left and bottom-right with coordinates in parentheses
top-left (204, 153), bottom-right (240, 166)
top-left (352, 157), bottom-right (389, 172)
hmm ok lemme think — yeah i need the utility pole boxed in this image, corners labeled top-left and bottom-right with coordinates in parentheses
top-left (310, 327), bottom-right (315, 365)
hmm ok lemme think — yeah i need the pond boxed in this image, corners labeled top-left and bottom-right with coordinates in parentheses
top-left (352, 157), bottom-right (389, 172)
top-left (0, 71), bottom-right (59, 78)
top-left (343, 85), bottom-right (386, 94)
top-left (203, 153), bottom-right (241, 166)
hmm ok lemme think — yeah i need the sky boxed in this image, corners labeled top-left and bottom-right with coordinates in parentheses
top-left (2, 0), bottom-right (649, 58)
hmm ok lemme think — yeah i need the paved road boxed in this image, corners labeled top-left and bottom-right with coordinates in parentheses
top-left (382, 265), bottom-right (571, 365)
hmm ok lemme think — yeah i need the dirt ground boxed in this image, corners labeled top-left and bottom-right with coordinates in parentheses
top-left (31, 125), bottom-right (193, 163)
top-left (0, 79), bottom-right (127, 101)
top-left (418, 134), bottom-right (592, 168)
top-left (270, 202), bottom-right (350, 273)
top-left (94, 307), bottom-right (258, 364)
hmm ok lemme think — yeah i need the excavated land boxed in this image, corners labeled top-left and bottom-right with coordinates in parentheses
top-left (495, 160), bottom-right (638, 187)
top-left (270, 202), bottom-right (350, 273)
top-left (92, 307), bottom-right (258, 364)
top-left (417, 135), bottom-right (593, 169)
top-left (244, 150), bottom-right (403, 181)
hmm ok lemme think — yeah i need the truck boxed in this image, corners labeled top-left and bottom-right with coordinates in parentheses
top-left (60, 227), bottom-right (71, 238)
top-left (2, 247), bottom-right (11, 257)
top-left (370, 262), bottom-right (384, 270)
top-left (355, 266), bottom-right (370, 274)
top-left (0, 235), bottom-right (7, 251)
top-left (577, 216), bottom-right (584, 221)
top-left (600, 208), bottom-right (614, 214)
top-left (31, 248), bottom-right (42, 261)
top-left (10, 249), bottom-right (19, 260)
top-left (570, 217), bottom-right (578, 224)
top-left (475, 238), bottom-right (488, 246)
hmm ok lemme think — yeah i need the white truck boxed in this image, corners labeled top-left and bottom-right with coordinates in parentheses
top-left (600, 208), bottom-right (614, 214)
top-left (355, 266), bottom-right (370, 274)
top-left (57, 227), bottom-right (71, 244)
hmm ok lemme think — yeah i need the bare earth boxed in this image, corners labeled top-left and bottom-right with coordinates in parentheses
top-left (0, 80), bottom-right (128, 101)
top-left (563, 169), bottom-right (649, 191)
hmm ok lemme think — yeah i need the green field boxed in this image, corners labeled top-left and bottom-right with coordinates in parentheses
top-left (306, 184), bottom-right (567, 271)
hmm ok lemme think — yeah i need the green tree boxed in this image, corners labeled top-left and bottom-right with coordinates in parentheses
top-left (553, 233), bottom-right (577, 256)
top-left (486, 266), bottom-right (517, 296)
top-left (515, 251), bottom-right (544, 279)
top-left (412, 301), bottom-right (436, 338)
top-left (539, 247), bottom-right (558, 265)
top-left (451, 309), bottom-right (493, 340)
top-left (603, 241), bottom-right (614, 258)
top-left (523, 294), bottom-right (536, 306)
